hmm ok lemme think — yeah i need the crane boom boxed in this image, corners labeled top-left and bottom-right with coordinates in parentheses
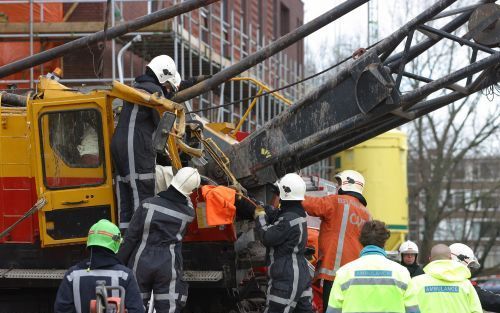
top-left (214, 0), bottom-right (500, 188)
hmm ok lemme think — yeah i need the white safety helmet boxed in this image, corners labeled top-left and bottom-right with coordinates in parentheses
top-left (170, 167), bottom-right (201, 197)
top-left (171, 72), bottom-right (182, 90)
top-left (146, 55), bottom-right (180, 90)
top-left (334, 170), bottom-right (365, 194)
top-left (155, 165), bottom-right (174, 194)
top-left (450, 243), bottom-right (480, 269)
top-left (276, 173), bottom-right (306, 201)
top-left (399, 240), bottom-right (419, 254)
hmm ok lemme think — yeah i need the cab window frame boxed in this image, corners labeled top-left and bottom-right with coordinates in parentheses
top-left (39, 108), bottom-right (107, 190)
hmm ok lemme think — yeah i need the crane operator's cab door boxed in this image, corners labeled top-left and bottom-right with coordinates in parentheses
top-left (31, 96), bottom-right (115, 247)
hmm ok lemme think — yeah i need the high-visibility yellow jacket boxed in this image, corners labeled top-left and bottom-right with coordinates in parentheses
top-left (327, 245), bottom-right (420, 313)
top-left (409, 260), bottom-right (482, 313)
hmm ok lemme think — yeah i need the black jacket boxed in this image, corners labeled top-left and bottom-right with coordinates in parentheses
top-left (473, 284), bottom-right (500, 312)
top-left (54, 247), bottom-right (144, 313)
top-left (117, 186), bottom-right (195, 267)
top-left (254, 200), bottom-right (312, 308)
top-left (401, 260), bottom-right (425, 278)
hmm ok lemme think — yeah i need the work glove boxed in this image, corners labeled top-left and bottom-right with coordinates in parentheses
top-left (254, 205), bottom-right (266, 218)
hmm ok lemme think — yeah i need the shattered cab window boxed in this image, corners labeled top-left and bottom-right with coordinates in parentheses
top-left (40, 109), bottom-right (105, 189)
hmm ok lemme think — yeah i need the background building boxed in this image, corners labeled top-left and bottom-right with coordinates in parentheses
top-left (408, 156), bottom-right (500, 272)
top-left (0, 0), bottom-right (304, 133)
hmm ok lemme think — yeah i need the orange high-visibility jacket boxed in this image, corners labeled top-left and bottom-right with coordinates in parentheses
top-left (201, 185), bottom-right (236, 226)
top-left (302, 194), bottom-right (371, 281)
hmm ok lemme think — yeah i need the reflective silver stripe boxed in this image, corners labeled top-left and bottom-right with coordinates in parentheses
top-left (119, 222), bottom-right (130, 229)
top-left (141, 292), bottom-right (151, 299)
top-left (69, 269), bottom-right (128, 313)
top-left (154, 293), bottom-right (176, 300)
top-left (143, 203), bottom-right (194, 223)
top-left (127, 104), bottom-right (140, 210)
top-left (168, 243), bottom-right (177, 313)
top-left (266, 247), bottom-right (275, 306)
top-left (268, 295), bottom-right (296, 307)
top-left (115, 176), bottom-right (122, 226)
top-left (405, 305), bottom-right (420, 313)
top-left (257, 215), bottom-right (266, 227)
top-left (116, 173), bottom-right (155, 183)
top-left (262, 216), bottom-right (283, 231)
top-left (340, 278), bottom-right (408, 291)
top-left (111, 275), bottom-right (119, 298)
top-left (300, 287), bottom-right (312, 298)
top-left (285, 220), bottom-right (302, 313)
top-left (177, 220), bottom-right (187, 241)
top-left (334, 204), bottom-right (350, 272)
top-left (325, 307), bottom-right (342, 313)
top-left (319, 267), bottom-right (336, 276)
top-left (180, 295), bottom-right (187, 302)
top-left (289, 217), bottom-right (307, 226)
top-left (133, 209), bottom-right (154, 273)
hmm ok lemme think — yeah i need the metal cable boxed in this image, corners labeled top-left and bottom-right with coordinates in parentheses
top-left (187, 43), bottom-right (379, 114)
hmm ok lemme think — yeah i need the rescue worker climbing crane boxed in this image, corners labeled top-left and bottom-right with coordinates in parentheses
top-left (111, 55), bottom-right (210, 230)
top-left (111, 55), bottom-right (182, 230)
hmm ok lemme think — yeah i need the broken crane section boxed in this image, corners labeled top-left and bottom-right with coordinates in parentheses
top-left (0, 0), bottom-right (499, 312)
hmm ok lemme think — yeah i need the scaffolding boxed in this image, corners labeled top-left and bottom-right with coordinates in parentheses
top-left (0, 0), bottom-right (334, 178)
top-left (0, 0), bottom-right (304, 128)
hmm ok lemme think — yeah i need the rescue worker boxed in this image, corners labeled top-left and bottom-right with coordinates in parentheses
top-left (54, 219), bottom-right (143, 313)
top-left (111, 55), bottom-right (210, 230)
top-left (302, 170), bottom-right (371, 312)
top-left (450, 243), bottom-right (500, 312)
top-left (399, 240), bottom-right (424, 277)
top-left (410, 244), bottom-right (482, 313)
top-left (111, 55), bottom-right (181, 230)
top-left (255, 173), bottom-right (313, 313)
top-left (327, 220), bottom-right (420, 313)
top-left (118, 167), bottom-right (201, 313)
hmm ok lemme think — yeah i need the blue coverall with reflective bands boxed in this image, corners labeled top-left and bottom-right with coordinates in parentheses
top-left (255, 201), bottom-right (313, 313)
top-left (118, 187), bottom-right (194, 313)
top-left (54, 247), bottom-right (144, 313)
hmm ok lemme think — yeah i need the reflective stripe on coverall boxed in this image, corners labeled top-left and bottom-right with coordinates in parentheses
top-left (327, 245), bottom-right (420, 313)
top-left (302, 194), bottom-right (370, 282)
top-left (409, 260), bottom-right (483, 313)
top-left (111, 76), bottom-right (163, 229)
top-left (118, 187), bottom-right (194, 313)
top-left (54, 248), bottom-right (144, 313)
top-left (255, 202), bottom-right (313, 313)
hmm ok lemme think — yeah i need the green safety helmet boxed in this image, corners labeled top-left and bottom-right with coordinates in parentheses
top-left (86, 219), bottom-right (122, 254)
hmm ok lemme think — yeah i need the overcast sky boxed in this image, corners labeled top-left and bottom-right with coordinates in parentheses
top-left (302, 0), bottom-right (426, 57)
top-left (301, 0), bottom-right (499, 146)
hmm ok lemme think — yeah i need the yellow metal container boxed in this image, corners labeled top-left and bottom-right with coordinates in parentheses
top-left (332, 129), bottom-right (408, 251)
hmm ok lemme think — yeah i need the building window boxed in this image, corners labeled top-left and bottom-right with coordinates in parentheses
top-left (280, 3), bottom-right (290, 36)
top-left (479, 221), bottom-right (498, 239)
top-left (201, 9), bottom-right (209, 44)
top-left (480, 194), bottom-right (498, 209)
top-left (452, 190), bottom-right (465, 210)
top-left (434, 218), bottom-right (480, 241)
top-left (454, 161), bottom-right (465, 179)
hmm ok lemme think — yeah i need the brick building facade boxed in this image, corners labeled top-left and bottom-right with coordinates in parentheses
top-left (1, 0), bottom-right (304, 131)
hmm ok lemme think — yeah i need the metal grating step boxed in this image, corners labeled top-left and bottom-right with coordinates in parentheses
top-left (0, 269), bottom-right (223, 282)
top-left (182, 270), bottom-right (223, 282)
top-left (0, 269), bottom-right (66, 280)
